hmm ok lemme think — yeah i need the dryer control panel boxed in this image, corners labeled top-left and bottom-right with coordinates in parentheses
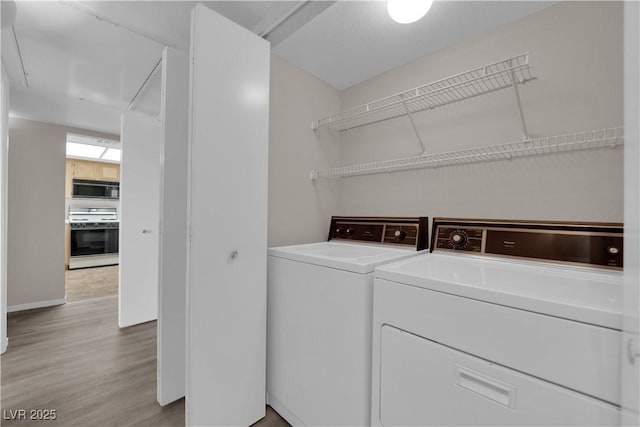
top-left (432, 218), bottom-right (623, 270)
top-left (329, 216), bottom-right (428, 250)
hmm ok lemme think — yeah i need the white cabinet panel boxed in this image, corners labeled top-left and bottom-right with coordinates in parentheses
top-left (380, 326), bottom-right (619, 427)
top-left (119, 111), bottom-right (161, 327)
top-left (157, 47), bottom-right (189, 406)
top-left (186, 4), bottom-right (270, 426)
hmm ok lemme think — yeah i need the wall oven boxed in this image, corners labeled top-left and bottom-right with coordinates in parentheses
top-left (68, 207), bottom-right (119, 269)
top-left (71, 225), bottom-right (119, 256)
top-left (72, 179), bottom-right (119, 199)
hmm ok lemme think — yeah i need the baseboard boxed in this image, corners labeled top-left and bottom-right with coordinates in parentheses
top-left (8, 298), bottom-right (66, 313)
top-left (266, 392), bottom-right (304, 427)
top-left (1, 336), bottom-right (7, 354)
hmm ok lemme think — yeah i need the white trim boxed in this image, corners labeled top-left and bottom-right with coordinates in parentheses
top-left (1, 336), bottom-right (7, 354)
top-left (8, 298), bottom-right (66, 313)
top-left (69, 254), bottom-right (119, 270)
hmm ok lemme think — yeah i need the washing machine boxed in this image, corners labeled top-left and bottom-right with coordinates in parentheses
top-left (371, 218), bottom-right (624, 427)
top-left (267, 216), bottom-right (428, 426)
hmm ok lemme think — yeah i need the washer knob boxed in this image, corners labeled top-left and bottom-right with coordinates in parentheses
top-left (346, 228), bottom-right (356, 236)
top-left (394, 230), bottom-right (407, 240)
top-left (450, 231), bottom-right (468, 248)
top-left (607, 246), bottom-right (619, 255)
top-left (336, 227), bottom-right (345, 235)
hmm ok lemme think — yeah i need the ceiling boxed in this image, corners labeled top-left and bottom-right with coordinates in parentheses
top-left (0, 1), bottom-right (555, 136)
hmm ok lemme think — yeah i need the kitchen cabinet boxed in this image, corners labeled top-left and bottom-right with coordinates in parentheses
top-left (73, 160), bottom-right (101, 180)
top-left (66, 159), bottom-right (121, 188)
top-left (65, 159), bottom-right (74, 198)
top-left (99, 163), bottom-right (120, 181)
top-left (64, 223), bottom-right (70, 270)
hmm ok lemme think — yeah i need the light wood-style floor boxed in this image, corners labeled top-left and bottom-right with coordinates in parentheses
top-left (1, 296), bottom-right (290, 427)
top-left (65, 265), bottom-right (119, 302)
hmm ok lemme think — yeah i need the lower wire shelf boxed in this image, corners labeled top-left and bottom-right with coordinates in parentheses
top-left (310, 127), bottom-right (623, 180)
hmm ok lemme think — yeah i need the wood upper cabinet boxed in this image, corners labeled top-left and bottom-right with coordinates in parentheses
top-left (99, 163), bottom-right (120, 182)
top-left (74, 160), bottom-right (101, 180)
top-left (65, 159), bottom-right (74, 198)
top-left (67, 159), bottom-right (121, 184)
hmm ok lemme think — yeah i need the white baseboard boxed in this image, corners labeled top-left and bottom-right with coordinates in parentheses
top-left (8, 298), bottom-right (66, 313)
top-left (266, 392), bottom-right (304, 427)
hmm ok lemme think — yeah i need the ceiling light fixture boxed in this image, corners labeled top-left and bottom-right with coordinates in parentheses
top-left (387, 0), bottom-right (433, 24)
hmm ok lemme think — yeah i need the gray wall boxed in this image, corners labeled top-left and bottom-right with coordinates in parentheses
top-left (7, 118), bottom-right (118, 309)
top-left (337, 1), bottom-right (623, 224)
top-left (268, 54), bottom-right (342, 247)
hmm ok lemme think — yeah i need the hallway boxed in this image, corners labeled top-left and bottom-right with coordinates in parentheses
top-left (1, 295), bottom-right (289, 426)
top-left (1, 296), bottom-right (182, 426)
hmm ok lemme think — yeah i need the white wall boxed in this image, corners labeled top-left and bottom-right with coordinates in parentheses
top-left (337, 2), bottom-right (623, 224)
top-left (622, 1), bottom-right (640, 424)
top-left (7, 118), bottom-right (117, 310)
top-left (268, 54), bottom-right (342, 247)
top-left (1, 63), bottom-right (9, 352)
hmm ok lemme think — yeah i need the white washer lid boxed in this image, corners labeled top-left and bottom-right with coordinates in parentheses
top-left (375, 253), bottom-right (623, 329)
top-left (268, 241), bottom-right (423, 274)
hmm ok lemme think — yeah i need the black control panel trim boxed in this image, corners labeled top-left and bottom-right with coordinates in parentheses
top-left (430, 218), bottom-right (623, 270)
top-left (328, 216), bottom-right (428, 251)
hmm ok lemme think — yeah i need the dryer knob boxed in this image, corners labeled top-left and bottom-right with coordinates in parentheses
top-left (607, 246), bottom-right (619, 255)
top-left (336, 227), bottom-right (345, 235)
top-left (450, 230), bottom-right (468, 248)
top-left (394, 230), bottom-right (407, 240)
top-left (346, 228), bottom-right (356, 236)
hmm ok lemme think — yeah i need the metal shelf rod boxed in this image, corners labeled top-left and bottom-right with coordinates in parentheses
top-left (312, 53), bottom-right (535, 132)
top-left (309, 127), bottom-right (623, 180)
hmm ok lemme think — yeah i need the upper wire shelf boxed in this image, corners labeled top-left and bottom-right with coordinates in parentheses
top-left (310, 127), bottom-right (623, 180)
top-left (312, 53), bottom-right (535, 132)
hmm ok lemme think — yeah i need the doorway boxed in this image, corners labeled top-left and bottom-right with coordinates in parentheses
top-left (64, 134), bottom-right (121, 302)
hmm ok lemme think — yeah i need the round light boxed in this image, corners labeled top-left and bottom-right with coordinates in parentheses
top-left (387, 0), bottom-right (433, 24)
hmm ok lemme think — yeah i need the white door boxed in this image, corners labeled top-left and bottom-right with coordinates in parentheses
top-left (623, 2), bottom-right (640, 425)
top-left (119, 111), bottom-right (162, 328)
top-left (0, 65), bottom-right (9, 354)
top-left (157, 46), bottom-right (189, 406)
top-left (186, 4), bottom-right (270, 426)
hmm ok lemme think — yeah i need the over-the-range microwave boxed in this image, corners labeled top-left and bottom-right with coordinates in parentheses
top-left (72, 179), bottom-right (119, 199)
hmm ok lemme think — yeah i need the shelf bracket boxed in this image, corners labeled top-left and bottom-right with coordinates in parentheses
top-left (510, 65), bottom-right (529, 141)
top-left (401, 98), bottom-right (427, 155)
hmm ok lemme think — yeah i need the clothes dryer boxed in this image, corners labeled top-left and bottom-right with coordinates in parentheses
top-left (371, 218), bottom-right (623, 426)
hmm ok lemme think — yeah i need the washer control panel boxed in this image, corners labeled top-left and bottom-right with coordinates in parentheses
top-left (435, 227), bottom-right (484, 252)
top-left (432, 218), bottom-right (623, 269)
top-left (329, 217), bottom-right (428, 250)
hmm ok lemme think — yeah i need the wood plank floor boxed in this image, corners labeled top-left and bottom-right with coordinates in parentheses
top-left (1, 296), bottom-right (290, 427)
top-left (65, 265), bottom-right (119, 302)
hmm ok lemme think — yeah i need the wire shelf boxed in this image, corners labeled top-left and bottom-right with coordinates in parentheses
top-left (312, 53), bottom-right (535, 131)
top-left (310, 127), bottom-right (624, 180)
